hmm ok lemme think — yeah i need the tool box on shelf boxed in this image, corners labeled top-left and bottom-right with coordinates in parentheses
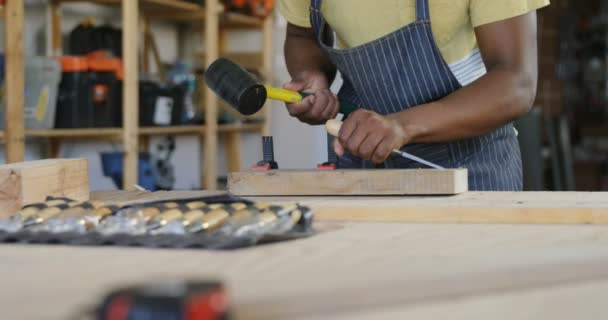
top-left (0, 194), bottom-right (314, 250)
top-left (139, 80), bottom-right (188, 127)
top-left (55, 52), bottom-right (123, 128)
top-left (55, 56), bottom-right (94, 128)
top-left (88, 54), bottom-right (123, 127)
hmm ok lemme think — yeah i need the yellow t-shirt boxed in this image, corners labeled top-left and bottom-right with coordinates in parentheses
top-left (279, 0), bottom-right (549, 66)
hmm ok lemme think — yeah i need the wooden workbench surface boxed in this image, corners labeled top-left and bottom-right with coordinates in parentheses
top-left (2, 191), bottom-right (608, 319)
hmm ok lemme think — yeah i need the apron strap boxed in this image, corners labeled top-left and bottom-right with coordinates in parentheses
top-left (415, 0), bottom-right (431, 21)
top-left (309, 0), bottom-right (324, 37)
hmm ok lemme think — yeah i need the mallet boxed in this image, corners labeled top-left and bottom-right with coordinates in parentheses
top-left (204, 58), bottom-right (358, 116)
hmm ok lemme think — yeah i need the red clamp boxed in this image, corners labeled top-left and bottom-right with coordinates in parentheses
top-left (251, 162), bottom-right (277, 171)
top-left (316, 162), bottom-right (337, 171)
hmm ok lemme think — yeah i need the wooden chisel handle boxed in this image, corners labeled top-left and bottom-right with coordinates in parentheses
top-left (325, 119), bottom-right (343, 138)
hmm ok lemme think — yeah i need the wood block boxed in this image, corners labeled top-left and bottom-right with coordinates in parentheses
top-left (0, 159), bottom-right (90, 217)
top-left (228, 169), bottom-right (468, 196)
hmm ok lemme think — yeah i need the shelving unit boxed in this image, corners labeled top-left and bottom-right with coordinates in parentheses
top-left (3, 0), bottom-right (274, 190)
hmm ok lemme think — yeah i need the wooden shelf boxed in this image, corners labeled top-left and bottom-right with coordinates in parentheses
top-left (27, 128), bottom-right (122, 138)
top-left (58, 0), bottom-right (202, 14)
top-left (218, 122), bottom-right (264, 133)
top-left (139, 125), bottom-right (205, 135)
top-left (0, 126), bottom-right (216, 141)
top-left (221, 13), bottom-right (263, 29)
top-left (149, 10), bottom-right (263, 29)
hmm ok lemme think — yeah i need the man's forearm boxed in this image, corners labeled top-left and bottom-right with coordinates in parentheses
top-left (388, 67), bottom-right (536, 143)
top-left (284, 23), bottom-right (336, 82)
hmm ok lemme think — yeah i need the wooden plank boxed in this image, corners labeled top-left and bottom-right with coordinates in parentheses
top-left (0, 159), bottom-right (89, 216)
top-left (203, 0), bottom-right (220, 190)
top-left (122, 0), bottom-right (139, 190)
top-left (262, 15), bottom-right (274, 136)
top-left (229, 169), bottom-right (468, 196)
top-left (26, 128), bottom-right (122, 138)
top-left (217, 123), bottom-right (264, 132)
top-left (219, 29), bottom-right (242, 173)
top-left (6, 219), bottom-right (608, 319)
top-left (260, 192), bottom-right (608, 224)
top-left (139, 125), bottom-right (205, 135)
top-left (58, 0), bottom-right (201, 13)
top-left (225, 132), bottom-right (241, 172)
top-left (141, 16), bottom-right (150, 74)
top-left (4, 0), bottom-right (25, 163)
top-left (50, 0), bottom-right (62, 56)
top-left (90, 190), bottom-right (608, 225)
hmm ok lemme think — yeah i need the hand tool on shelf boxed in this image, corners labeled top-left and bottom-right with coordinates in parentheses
top-left (204, 57), bottom-right (358, 116)
top-left (325, 119), bottom-right (445, 170)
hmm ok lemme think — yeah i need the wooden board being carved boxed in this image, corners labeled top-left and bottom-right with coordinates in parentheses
top-left (0, 159), bottom-right (90, 216)
top-left (228, 169), bottom-right (468, 196)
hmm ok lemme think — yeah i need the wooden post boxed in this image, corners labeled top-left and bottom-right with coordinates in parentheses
top-left (50, 0), bottom-right (62, 56)
top-left (4, 0), bottom-right (25, 163)
top-left (122, 0), bottom-right (139, 189)
top-left (203, 0), bottom-right (220, 190)
top-left (220, 29), bottom-right (242, 172)
top-left (142, 16), bottom-right (150, 74)
top-left (262, 14), bottom-right (274, 136)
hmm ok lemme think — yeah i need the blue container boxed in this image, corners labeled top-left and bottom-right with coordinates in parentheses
top-left (101, 152), bottom-right (157, 191)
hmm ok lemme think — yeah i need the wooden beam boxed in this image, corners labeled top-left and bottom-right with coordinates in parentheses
top-left (122, 0), bottom-right (139, 190)
top-left (257, 192), bottom-right (608, 225)
top-left (4, 0), bottom-right (25, 163)
top-left (219, 28), bottom-right (242, 173)
top-left (203, 0), bottom-right (220, 190)
top-left (50, 0), bottom-right (62, 56)
top-left (262, 15), bottom-right (274, 136)
top-left (228, 169), bottom-right (468, 196)
top-left (146, 23), bottom-right (166, 82)
top-left (225, 133), bottom-right (241, 172)
top-left (0, 159), bottom-right (89, 217)
top-left (141, 15), bottom-right (150, 74)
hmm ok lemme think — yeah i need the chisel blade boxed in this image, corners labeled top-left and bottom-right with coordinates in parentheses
top-left (391, 149), bottom-right (445, 169)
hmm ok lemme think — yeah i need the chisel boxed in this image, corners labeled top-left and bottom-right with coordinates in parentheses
top-left (325, 119), bottom-right (445, 169)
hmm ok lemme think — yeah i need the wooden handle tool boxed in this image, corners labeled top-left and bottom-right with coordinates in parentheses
top-left (325, 119), bottom-right (445, 169)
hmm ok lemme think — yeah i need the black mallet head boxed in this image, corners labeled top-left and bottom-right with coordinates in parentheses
top-left (204, 58), bottom-right (267, 116)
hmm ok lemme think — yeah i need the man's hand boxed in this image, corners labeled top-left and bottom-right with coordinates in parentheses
top-left (283, 72), bottom-right (340, 125)
top-left (334, 109), bottom-right (409, 164)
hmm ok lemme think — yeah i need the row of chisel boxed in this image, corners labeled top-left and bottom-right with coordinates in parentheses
top-left (5, 197), bottom-right (311, 237)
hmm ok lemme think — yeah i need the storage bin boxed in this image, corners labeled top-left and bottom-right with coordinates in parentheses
top-left (101, 152), bottom-right (157, 191)
top-left (0, 56), bottom-right (61, 129)
top-left (88, 56), bottom-right (122, 127)
top-left (55, 56), bottom-right (94, 128)
top-left (139, 80), bottom-right (187, 126)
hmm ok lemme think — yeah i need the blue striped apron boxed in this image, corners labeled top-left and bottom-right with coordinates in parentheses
top-left (310, 0), bottom-right (523, 191)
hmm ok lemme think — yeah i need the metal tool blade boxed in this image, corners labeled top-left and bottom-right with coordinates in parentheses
top-left (391, 149), bottom-right (445, 169)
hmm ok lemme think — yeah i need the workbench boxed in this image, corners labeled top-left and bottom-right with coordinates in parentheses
top-left (2, 191), bottom-right (608, 319)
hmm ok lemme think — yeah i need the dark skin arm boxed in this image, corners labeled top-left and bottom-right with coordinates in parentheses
top-left (335, 12), bottom-right (539, 163)
top-left (283, 23), bottom-right (340, 125)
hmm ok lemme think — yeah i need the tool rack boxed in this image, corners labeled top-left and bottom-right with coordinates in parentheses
top-left (1, 0), bottom-right (274, 190)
